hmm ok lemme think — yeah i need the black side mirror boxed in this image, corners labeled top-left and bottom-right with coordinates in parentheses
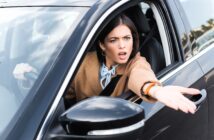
top-left (59, 97), bottom-right (145, 140)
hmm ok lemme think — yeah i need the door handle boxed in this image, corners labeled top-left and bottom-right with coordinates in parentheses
top-left (190, 89), bottom-right (207, 111)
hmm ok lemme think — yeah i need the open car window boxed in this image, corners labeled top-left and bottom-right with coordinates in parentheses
top-left (63, 2), bottom-right (174, 118)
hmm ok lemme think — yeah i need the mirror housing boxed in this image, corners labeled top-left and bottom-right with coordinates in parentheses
top-left (59, 97), bottom-right (145, 139)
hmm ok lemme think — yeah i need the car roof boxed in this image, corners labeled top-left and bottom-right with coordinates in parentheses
top-left (0, 0), bottom-right (99, 7)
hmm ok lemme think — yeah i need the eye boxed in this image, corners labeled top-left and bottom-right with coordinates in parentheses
top-left (124, 36), bottom-right (131, 41)
top-left (109, 38), bottom-right (117, 43)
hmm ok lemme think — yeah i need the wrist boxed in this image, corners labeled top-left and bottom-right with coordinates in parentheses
top-left (141, 81), bottom-right (162, 97)
top-left (148, 85), bottom-right (162, 98)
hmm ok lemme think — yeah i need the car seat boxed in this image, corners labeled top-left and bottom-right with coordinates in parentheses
top-left (125, 5), bottom-right (166, 74)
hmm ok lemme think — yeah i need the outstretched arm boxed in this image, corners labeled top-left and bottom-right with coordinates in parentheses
top-left (127, 53), bottom-right (200, 114)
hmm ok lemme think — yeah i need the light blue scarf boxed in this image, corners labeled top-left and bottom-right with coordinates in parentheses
top-left (100, 63), bottom-right (118, 89)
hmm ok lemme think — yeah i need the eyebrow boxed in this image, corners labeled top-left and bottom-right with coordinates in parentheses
top-left (108, 34), bottom-right (132, 40)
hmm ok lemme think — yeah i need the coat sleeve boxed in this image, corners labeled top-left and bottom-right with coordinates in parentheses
top-left (127, 53), bottom-right (159, 101)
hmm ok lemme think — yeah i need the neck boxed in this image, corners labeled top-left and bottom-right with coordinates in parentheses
top-left (104, 62), bottom-right (118, 70)
top-left (105, 61), bottom-right (116, 70)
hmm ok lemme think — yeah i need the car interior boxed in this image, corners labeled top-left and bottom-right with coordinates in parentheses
top-left (43, 3), bottom-right (168, 140)
top-left (125, 5), bottom-right (166, 74)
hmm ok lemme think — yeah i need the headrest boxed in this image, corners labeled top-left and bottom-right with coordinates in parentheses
top-left (145, 8), bottom-right (153, 18)
top-left (125, 5), bottom-right (150, 33)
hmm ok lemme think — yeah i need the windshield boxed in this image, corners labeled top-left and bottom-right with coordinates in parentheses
top-left (0, 6), bottom-right (87, 134)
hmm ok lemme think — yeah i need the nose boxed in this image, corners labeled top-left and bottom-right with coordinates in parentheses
top-left (118, 40), bottom-right (125, 49)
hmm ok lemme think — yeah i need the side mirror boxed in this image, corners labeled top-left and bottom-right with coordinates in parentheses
top-left (59, 97), bottom-right (145, 140)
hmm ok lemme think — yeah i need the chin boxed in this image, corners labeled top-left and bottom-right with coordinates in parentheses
top-left (117, 59), bottom-right (129, 64)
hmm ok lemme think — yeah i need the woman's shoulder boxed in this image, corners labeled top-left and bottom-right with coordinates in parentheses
top-left (85, 51), bottom-right (97, 58)
top-left (128, 53), bottom-right (151, 69)
top-left (120, 53), bottom-right (152, 78)
top-left (78, 51), bottom-right (100, 70)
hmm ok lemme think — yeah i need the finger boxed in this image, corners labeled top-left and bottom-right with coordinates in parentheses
top-left (180, 94), bottom-right (196, 109)
top-left (177, 101), bottom-right (196, 114)
top-left (173, 96), bottom-right (189, 113)
top-left (184, 97), bottom-right (197, 114)
top-left (174, 93), bottom-right (196, 114)
top-left (176, 87), bottom-right (200, 95)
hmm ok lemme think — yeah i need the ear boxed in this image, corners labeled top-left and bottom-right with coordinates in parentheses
top-left (99, 41), bottom-right (105, 51)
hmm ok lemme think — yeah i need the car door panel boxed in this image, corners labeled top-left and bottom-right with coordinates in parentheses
top-left (206, 70), bottom-right (214, 140)
top-left (197, 45), bottom-right (214, 140)
top-left (197, 46), bottom-right (214, 74)
top-left (162, 61), bottom-right (203, 87)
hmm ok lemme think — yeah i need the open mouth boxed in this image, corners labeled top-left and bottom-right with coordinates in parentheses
top-left (118, 52), bottom-right (127, 60)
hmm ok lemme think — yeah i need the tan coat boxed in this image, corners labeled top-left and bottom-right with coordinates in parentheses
top-left (66, 51), bottom-right (158, 102)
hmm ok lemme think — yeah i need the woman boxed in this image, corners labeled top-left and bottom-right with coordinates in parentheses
top-left (66, 14), bottom-right (200, 114)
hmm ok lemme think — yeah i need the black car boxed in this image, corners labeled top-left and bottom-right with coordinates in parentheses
top-left (0, 0), bottom-right (213, 140)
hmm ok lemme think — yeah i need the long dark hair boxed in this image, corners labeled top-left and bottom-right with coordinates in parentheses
top-left (97, 14), bottom-right (139, 63)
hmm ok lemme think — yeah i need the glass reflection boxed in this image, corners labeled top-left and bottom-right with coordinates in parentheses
top-left (0, 6), bottom-right (87, 135)
top-left (179, 0), bottom-right (214, 57)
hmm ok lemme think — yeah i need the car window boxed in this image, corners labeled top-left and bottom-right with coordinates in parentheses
top-left (0, 6), bottom-right (87, 135)
top-left (179, 0), bottom-right (214, 56)
top-left (74, 2), bottom-right (169, 118)
top-left (140, 2), bottom-right (172, 71)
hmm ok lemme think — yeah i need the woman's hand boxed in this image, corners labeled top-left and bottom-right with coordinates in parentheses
top-left (13, 63), bottom-right (37, 80)
top-left (149, 85), bottom-right (200, 114)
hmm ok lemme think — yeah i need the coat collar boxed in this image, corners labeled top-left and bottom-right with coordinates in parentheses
top-left (116, 64), bottom-right (126, 75)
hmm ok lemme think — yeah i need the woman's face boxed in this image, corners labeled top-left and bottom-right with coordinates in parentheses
top-left (100, 24), bottom-right (133, 68)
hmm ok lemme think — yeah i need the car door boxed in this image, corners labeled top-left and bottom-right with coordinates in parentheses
top-left (175, 0), bottom-right (214, 139)
top-left (138, 0), bottom-right (213, 139)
